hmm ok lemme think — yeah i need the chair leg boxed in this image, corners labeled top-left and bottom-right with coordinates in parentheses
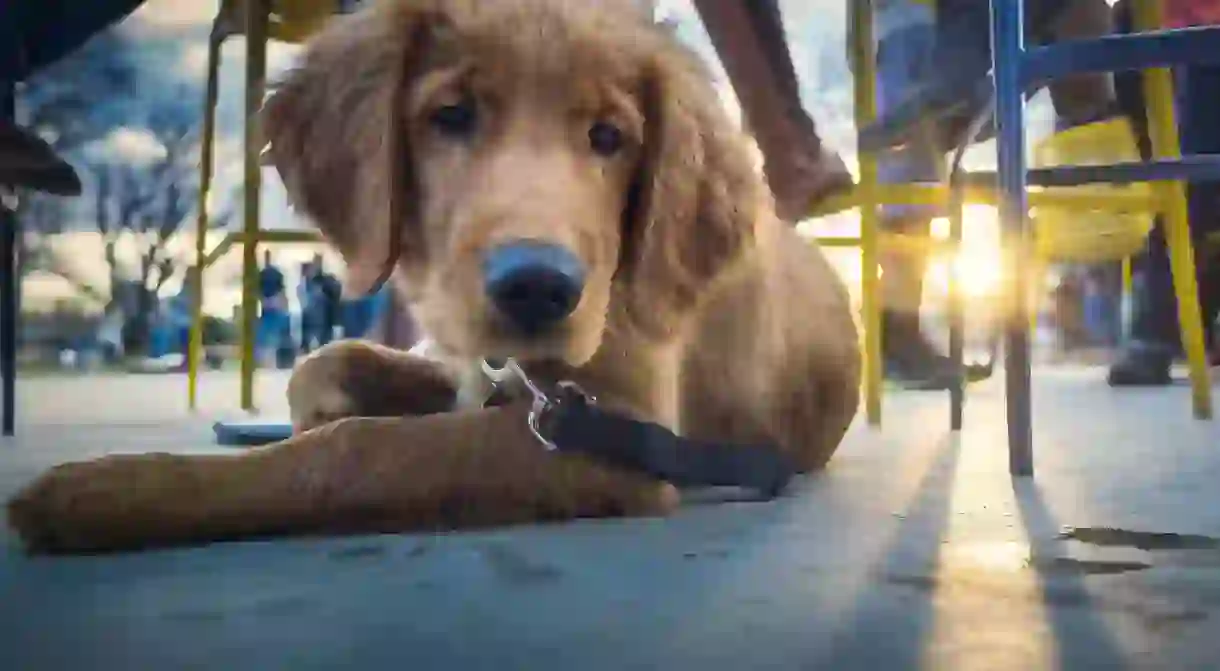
top-left (948, 197), bottom-right (965, 431)
top-left (851, 0), bottom-right (883, 427)
top-left (239, 0), bottom-right (269, 412)
top-left (1119, 256), bottom-right (1133, 344)
top-left (1133, 0), bottom-right (1213, 419)
top-left (991, 0), bottom-right (1035, 476)
top-left (189, 29), bottom-right (223, 412)
top-left (1, 87), bottom-right (15, 437)
top-left (0, 207), bottom-right (14, 437)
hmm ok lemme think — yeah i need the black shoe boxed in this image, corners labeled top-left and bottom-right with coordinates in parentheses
top-left (1107, 341), bottom-right (1174, 387)
top-left (886, 356), bottom-right (956, 391)
top-left (885, 355), bottom-right (994, 391)
top-left (885, 335), bottom-right (994, 391)
top-left (962, 357), bottom-right (995, 383)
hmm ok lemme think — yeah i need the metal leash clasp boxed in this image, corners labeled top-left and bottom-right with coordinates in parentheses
top-left (480, 358), bottom-right (595, 451)
top-left (481, 358), bottom-right (558, 450)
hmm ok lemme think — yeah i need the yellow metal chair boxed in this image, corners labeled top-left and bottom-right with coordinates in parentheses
top-left (1031, 118), bottom-right (1157, 264)
top-left (1027, 111), bottom-right (1210, 404)
top-left (1026, 117), bottom-right (1153, 332)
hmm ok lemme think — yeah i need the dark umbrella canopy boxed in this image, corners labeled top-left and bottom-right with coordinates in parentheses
top-left (2, 0), bottom-right (149, 82)
top-left (0, 120), bottom-right (81, 195)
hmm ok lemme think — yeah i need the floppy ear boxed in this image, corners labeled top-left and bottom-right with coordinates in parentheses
top-left (261, 4), bottom-right (431, 297)
top-left (625, 43), bottom-right (762, 338)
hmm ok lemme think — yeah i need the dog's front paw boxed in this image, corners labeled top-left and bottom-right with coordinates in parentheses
top-left (7, 454), bottom-right (183, 554)
top-left (288, 340), bottom-right (458, 432)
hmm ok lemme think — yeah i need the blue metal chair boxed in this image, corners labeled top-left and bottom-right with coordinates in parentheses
top-left (988, 0), bottom-right (1216, 476)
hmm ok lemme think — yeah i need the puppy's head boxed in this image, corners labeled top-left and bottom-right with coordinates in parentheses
top-left (263, 0), bottom-right (761, 366)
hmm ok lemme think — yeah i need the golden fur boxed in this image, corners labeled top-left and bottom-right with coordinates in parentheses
top-left (7, 0), bottom-right (860, 554)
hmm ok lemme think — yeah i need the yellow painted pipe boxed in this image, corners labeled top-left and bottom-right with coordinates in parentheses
top-left (240, 0), bottom-right (269, 412)
top-left (850, 0), bottom-right (882, 427)
top-left (246, 229), bottom-right (324, 243)
top-left (809, 182), bottom-right (1164, 219)
top-left (1134, 0), bottom-right (1212, 419)
top-left (1122, 256), bottom-right (1132, 296)
top-left (201, 233), bottom-right (238, 270)
top-left (814, 233), bottom-right (956, 254)
top-left (199, 230), bottom-right (324, 271)
top-left (188, 31), bottom-right (222, 411)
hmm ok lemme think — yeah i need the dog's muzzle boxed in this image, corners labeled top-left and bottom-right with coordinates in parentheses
top-left (483, 241), bottom-right (586, 335)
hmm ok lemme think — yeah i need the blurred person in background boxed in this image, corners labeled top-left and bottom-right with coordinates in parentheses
top-left (340, 285), bottom-right (386, 340)
top-left (1053, 268), bottom-right (1089, 353)
top-left (304, 255), bottom-right (342, 350)
top-left (257, 250), bottom-right (289, 366)
top-left (1082, 263), bottom-right (1122, 348)
top-left (297, 259), bottom-right (316, 353)
top-left (165, 275), bottom-right (195, 364)
top-left (367, 281), bottom-right (421, 349)
top-left (96, 300), bottom-right (125, 364)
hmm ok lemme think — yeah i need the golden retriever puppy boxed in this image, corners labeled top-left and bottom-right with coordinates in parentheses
top-left (7, 0), bottom-right (859, 554)
top-left (278, 0), bottom-right (860, 457)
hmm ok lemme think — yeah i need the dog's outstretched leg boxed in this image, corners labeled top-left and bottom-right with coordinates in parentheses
top-left (7, 406), bottom-right (680, 554)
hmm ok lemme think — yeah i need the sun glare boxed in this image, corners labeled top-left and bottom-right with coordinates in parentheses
top-left (810, 205), bottom-right (1005, 303)
top-left (928, 206), bottom-right (1005, 299)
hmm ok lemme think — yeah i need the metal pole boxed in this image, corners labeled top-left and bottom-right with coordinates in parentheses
top-left (189, 29), bottom-right (223, 411)
top-left (1132, 0), bottom-right (1212, 419)
top-left (240, 0), bottom-right (268, 411)
top-left (990, 0), bottom-right (1033, 476)
top-left (948, 197), bottom-right (965, 432)
top-left (851, 0), bottom-right (882, 427)
top-left (1, 83), bottom-right (16, 436)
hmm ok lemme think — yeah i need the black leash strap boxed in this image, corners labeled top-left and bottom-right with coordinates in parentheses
top-left (545, 386), bottom-right (795, 499)
top-left (480, 358), bottom-right (797, 500)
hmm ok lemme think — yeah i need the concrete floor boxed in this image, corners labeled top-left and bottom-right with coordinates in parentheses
top-left (2, 368), bottom-right (1219, 669)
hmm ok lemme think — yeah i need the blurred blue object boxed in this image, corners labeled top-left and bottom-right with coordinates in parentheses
top-left (340, 286), bottom-right (389, 340)
top-left (213, 421), bottom-right (294, 447)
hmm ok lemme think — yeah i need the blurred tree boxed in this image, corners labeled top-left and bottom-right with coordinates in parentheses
top-left (15, 18), bottom-right (232, 353)
top-left (81, 111), bottom-right (237, 353)
top-left (14, 26), bottom-right (140, 309)
top-left (18, 30), bottom-right (140, 154)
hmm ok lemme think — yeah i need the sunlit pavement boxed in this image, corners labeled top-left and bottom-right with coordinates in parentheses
top-left (2, 368), bottom-right (1219, 669)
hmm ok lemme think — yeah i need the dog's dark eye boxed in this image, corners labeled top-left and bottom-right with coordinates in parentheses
top-left (588, 121), bottom-right (624, 156)
top-left (429, 99), bottom-right (478, 138)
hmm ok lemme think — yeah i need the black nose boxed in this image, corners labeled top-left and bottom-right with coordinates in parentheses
top-left (483, 241), bottom-right (586, 334)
